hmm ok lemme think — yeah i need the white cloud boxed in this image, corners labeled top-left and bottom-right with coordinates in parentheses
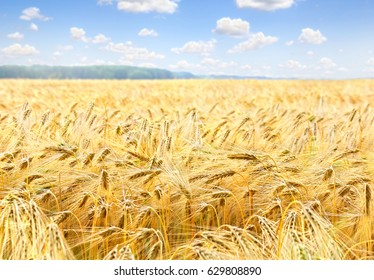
top-left (298, 28), bottom-right (327, 45)
top-left (117, 0), bottom-right (178, 14)
top-left (70, 27), bottom-right (90, 43)
top-left (171, 39), bottom-right (216, 55)
top-left (307, 51), bottom-right (314, 56)
top-left (52, 51), bottom-right (62, 61)
top-left (338, 67), bottom-right (348, 72)
top-left (169, 58), bottom-right (237, 74)
top-left (92, 33), bottom-right (111, 44)
top-left (213, 17), bottom-right (250, 37)
top-left (70, 28), bottom-right (110, 44)
top-left (138, 62), bottom-right (157, 68)
top-left (169, 60), bottom-right (201, 70)
top-left (228, 32), bottom-right (278, 53)
top-left (98, 0), bottom-right (113, 5)
top-left (95, 59), bottom-right (105, 65)
top-left (1, 44), bottom-right (39, 56)
top-left (201, 57), bottom-right (237, 68)
top-left (169, 58), bottom-right (236, 73)
top-left (285, 40), bottom-right (294, 46)
top-left (367, 58), bottom-right (374, 66)
top-left (104, 41), bottom-right (165, 60)
top-left (240, 64), bottom-right (252, 70)
top-left (59, 45), bottom-right (74, 51)
top-left (318, 57), bottom-right (336, 68)
top-left (236, 0), bottom-right (295, 11)
top-left (118, 58), bottom-right (135, 65)
top-left (279, 60), bottom-right (306, 69)
top-left (7, 32), bottom-right (24, 40)
top-left (30, 23), bottom-right (38, 31)
top-left (138, 28), bottom-right (158, 37)
top-left (20, 7), bottom-right (51, 21)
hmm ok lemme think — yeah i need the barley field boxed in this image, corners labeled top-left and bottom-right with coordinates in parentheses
top-left (0, 79), bottom-right (373, 260)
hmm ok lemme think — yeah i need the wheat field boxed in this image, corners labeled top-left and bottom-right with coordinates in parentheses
top-left (0, 79), bottom-right (373, 260)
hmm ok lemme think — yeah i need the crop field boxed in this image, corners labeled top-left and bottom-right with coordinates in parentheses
top-left (0, 79), bottom-right (373, 260)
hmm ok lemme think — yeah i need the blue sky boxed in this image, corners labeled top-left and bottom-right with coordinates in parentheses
top-left (1, 0), bottom-right (374, 78)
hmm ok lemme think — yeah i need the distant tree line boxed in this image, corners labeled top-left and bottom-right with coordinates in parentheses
top-left (0, 65), bottom-right (196, 79)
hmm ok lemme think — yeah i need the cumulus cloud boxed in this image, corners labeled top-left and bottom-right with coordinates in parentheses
top-left (94, 59), bottom-right (111, 65)
top-left (104, 41), bottom-right (164, 60)
top-left (70, 28), bottom-right (111, 44)
top-left (1, 44), bottom-right (39, 56)
top-left (201, 57), bottom-right (237, 68)
top-left (53, 51), bottom-right (63, 57)
top-left (298, 28), bottom-right (327, 45)
top-left (92, 34), bottom-right (111, 44)
top-left (169, 60), bottom-right (201, 70)
top-left (70, 27), bottom-right (90, 43)
top-left (171, 39), bottom-right (216, 55)
top-left (285, 40), bottom-right (294, 46)
top-left (117, 0), bottom-right (178, 14)
top-left (30, 23), bottom-right (38, 31)
top-left (138, 62), bottom-right (157, 68)
top-left (240, 64), bottom-right (252, 70)
top-left (279, 60), bottom-right (306, 69)
top-left (98, 0), bottom-right (113, 5)
top-left (367, 58), bottom-right (374, 65)
top-left (228, 32), bottom-right (278, 53)
top-left (7, 32), bottom-right (24, 40)
top-left (20, 7), bottom-right (51, 21)
top-left (59, 45), bottom-right (74, 51)
top-left (118, 58), bottom-right (135, 65)
top-left (169, 58), bottom-right (236, 72)
top-left (213, 17), bottom-right (250, 37)
top-left (236, 0), bottom-right (295, 11)
top-left (318, 57), bottom-right (336, 68)
top-left (138, 28), bottom-right (158, 37)
top-left (307, 51), bottom-right (314, 56)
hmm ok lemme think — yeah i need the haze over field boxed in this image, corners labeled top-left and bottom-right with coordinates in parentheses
top-left (1, 0), bottom-right (374, 79)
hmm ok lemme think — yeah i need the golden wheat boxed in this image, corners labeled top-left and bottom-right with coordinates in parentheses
top-left (0, 79), bottom-right (373, 260)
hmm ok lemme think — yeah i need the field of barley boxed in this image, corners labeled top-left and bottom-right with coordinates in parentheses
top-left (0, 79), bottom-right (373, 260)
